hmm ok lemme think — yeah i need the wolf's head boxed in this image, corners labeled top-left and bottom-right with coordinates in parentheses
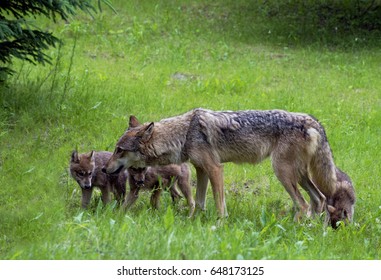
top-left (327, 188), bottom-right (355, 229)
top-left (104, 116), bottom-right (154, 174)
top-left (327, 186), bottom-right (355, 229)
top-left (327, 168), bottom-right (355, 229)
top-left (70, 151), bottom-right (95, 190)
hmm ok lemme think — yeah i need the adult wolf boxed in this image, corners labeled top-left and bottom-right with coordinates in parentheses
top-left (104, 108), bottom-right (338, 222)
top-left (70, 151), bottom-right (127, 208)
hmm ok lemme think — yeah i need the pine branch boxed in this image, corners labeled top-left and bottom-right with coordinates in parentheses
top-left (0, 30), bottom-right (59, 64)
top-left (0, 0), bottom-right (115, 77)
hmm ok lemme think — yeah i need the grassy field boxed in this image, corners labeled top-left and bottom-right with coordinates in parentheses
top-left (1, 0), bottom-right (381, 260)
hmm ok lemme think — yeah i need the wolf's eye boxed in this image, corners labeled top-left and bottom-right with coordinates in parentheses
top-left (77, 171), bottom-right (85, 177)
top-left (88, 172), bottom-right (92, 176)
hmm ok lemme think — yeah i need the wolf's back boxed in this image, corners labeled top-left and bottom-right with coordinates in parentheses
top-left (192, 108), bottom-right (337, 195)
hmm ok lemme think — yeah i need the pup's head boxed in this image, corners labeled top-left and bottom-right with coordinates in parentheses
top-left (70, 151), bottom-right (95, 190)
top-left (103, 116), bottom-right (154, 174)
top-left (128, 166), bottom-right (148, 187)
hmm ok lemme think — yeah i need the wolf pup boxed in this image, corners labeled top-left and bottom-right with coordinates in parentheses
top-left (104, 108), bottom-right (340, 224)
top-left (70, 151), bottom-right (126, 208)
top-left (327, 167), bottom-right (355, 228)
top-left (124, 163), bottom-right (195, 216)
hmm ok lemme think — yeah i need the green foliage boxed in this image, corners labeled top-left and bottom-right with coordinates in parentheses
top-left (163, 206), bottom-right (175, 231)
top-left (0, 0), bottom-right (381, 260)
top-left (257, 0), bottom-right (381, 47)
top-left (0, 0), bottom-right (98, 78)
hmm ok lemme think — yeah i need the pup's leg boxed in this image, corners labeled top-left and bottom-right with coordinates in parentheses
top-left (161, 177), bottom-right (182, 204)
top-left (168, 184), bottom-right (181, 203)
top-left (115, 189), bottom-right (125, 204)
top-left (112, 185), bottom-right (124, 205)
top-left (150, 187), bottom-right (162, 209)
top-left (81, 188), bottom-right (93, 208)
top-left (123, 186), bottom-right (140, 210)
top-left (100, 186), bottom-right (111, 205)
top-left (114, 177), bottom-right (127, 204)
top-left (177, 171), bottom-right (196, 218)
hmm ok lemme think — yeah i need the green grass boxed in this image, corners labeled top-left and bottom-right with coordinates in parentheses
top-left (1, 0), bottom-right (381, 260)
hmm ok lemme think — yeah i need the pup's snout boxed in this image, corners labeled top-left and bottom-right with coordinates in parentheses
top-left (83, 184), bottom-right (92, 190)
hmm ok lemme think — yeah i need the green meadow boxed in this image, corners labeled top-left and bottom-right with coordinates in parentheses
top-left (0, 0), bottom-right (380, 259)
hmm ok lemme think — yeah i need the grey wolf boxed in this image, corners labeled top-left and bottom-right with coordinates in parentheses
top-left (125, 163), bottom-right (195, 216)
top-left (70, 151), bottom-right (126, 208)
top-left (327, 167), bottom-right (355, 228)
top-left (104, 108), bottom-right (343, 224)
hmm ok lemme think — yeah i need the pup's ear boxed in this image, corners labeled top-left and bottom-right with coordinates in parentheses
top-left (129, 115), bottom-right (140, 128)
top-left (71, 150), bottom-right (79, 163)
top-left (327, 205), bottom-right (336, 214)
top-left (140, 122), bottom-right (154, 143)
top-left (89, 150), bottom-right (95, 162)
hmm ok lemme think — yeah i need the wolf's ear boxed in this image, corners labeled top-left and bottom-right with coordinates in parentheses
top-left (141, 122), bottom-right (154, 143)
top-left (342, 209), bottom-right (348, 219)
top-left (327, 205), bottom-right (336, 214)
top-left (129, 115), bottom-right (140, 128)
top-left (71, 150), bottom-right (79, 163)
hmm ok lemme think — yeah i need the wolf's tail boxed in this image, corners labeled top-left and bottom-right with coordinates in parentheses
top-left (308, 126), bottom-right (337, 198)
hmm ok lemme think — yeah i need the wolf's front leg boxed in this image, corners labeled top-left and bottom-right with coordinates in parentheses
top-left (205, 164), bottom-right (227, 218)
top-left (299, 175), bottom-right (326, 216)
top-left (195, 166), bottom-right (209, 211)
